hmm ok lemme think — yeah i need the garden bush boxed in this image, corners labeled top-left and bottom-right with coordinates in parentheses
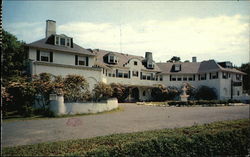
top-left (194, 86), bottom-right (217, 100)
top-left (6, 77), bottom-right (36, 117)
top-left (110, 83), bottom-right (129, 102)
top-left (63, 74), bottom-right (90, 102)
top-left (93, 82), bottom-right (113, 101)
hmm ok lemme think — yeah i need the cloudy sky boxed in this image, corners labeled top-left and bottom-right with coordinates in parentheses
top-left (3, 1), bottom-right (250, 66)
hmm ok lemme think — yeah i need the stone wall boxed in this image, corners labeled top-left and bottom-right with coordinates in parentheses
top-left (49, 95), bottom-right (118, 115)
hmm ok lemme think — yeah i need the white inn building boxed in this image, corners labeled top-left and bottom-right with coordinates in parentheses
top-left (26, 20), bottom-right (247, 101)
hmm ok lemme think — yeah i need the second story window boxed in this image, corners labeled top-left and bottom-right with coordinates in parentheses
top-left (78, 56), bottom-right (86, 66)
top-left (132, 71), bottom-right (138, 77)
top-left (41, 52), bottom-right (50, 62)
top-left (134, 61), bottom-right (137, 66)
top-left (236, 74), bottom-right (241, 81)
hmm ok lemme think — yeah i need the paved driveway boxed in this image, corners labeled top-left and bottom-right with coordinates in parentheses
top-left (2, 104), bottom-right (249, 147)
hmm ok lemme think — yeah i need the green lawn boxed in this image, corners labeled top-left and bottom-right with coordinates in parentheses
top-left (3, 119), bottom-right (250, 156)
top-left (3, 106), bottom-right (124, 122)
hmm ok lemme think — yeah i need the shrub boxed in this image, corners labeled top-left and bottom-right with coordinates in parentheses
top-left (194, 86), bottom-right (217, 100)
top-left (151, 85), bottom-right (166, 101)
top-left (63, 74), bottom-right (89, 102)
top-left (6, 78), bottom-right (36, 116)
top-left (110, 83), bottom-right (129, 102)
top-left (93, 82), bottom-right (113, 101)
top-left (32, 73), bottom-right (56, 110)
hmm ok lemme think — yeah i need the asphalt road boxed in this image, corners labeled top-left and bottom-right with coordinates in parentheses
top-left (2, 104), bottom-right (249, 147)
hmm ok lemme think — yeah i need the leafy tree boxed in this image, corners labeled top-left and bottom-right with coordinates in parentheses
top-left (93, 82), bottom-right (113, 101)
top-left (238, 63), bottom-right (250, 94)
top-left (167, 56), bottom-right (181, 63)
top-left (110, 83), bottom-right (129, 102)
top-left (194, 86), bottom-right (217, 100)
top-left (63, 74), bottom-right (89, 102)
top-left (6, 77), bottom-right (36, 116)
top-left (32, 73), bottom-right (56, 110)
top-left (2, 30), bottom-right (27, 81)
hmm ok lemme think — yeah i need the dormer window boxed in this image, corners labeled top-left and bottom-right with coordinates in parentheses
top-left (108, 55), bottom-right (118, 64)
top-left (147, 62), bottom-right (154, 69)
top-left (66, 38), bottom-right (70, 46)
top-left (55, 36), bottom-right (59, 45)
top-left (60, 38), bottom-right (65, 46)
top-left (174, 64), bottom-right (181, 71)
top-left (54, 35), bottom-right (72, 47)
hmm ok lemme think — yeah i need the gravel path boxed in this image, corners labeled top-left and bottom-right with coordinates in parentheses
top-left (2, 104), bottom-right (249, 147)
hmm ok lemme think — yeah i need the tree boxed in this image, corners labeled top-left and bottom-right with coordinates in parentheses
top-left (2, 30), bottom-right (27, 81)
top-left (110, 83), bottom-right (129, 102)
top-left (194, 86), bottom-right (217, 100)
top-left (238, 63), bottom-right (250, 94)
top-left (93, 82), bottom-right (113, 101)
top-left (167, 56), bottom-right (181, 63)
top-left (63, 74), bottom-right (89, 102)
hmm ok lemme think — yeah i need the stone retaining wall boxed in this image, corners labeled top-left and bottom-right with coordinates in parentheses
top-left (49, 94), bottom-right (118, 115)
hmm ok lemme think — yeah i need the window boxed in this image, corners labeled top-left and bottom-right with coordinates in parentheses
top-left (177, 77), bottom-right (182, 81)
top-left (78, 56), bottom-right (86, 66)
top-left (124, 73), bottom-right (128, 78)
top-left (66, 38), bottom-right (70, 47)
top-left (222, 72), bottom-right (228, 79)
top-left (108, 55), bottom-right (118, 63)
top-left (236, 74), bottom-right (241, 80)
top-left (143, 91), bottom-right (146, 96)
top-left (148, 63), bottom-right (154, 68)
top-left (171, 75), bottom-right (176, 81)
top-left (40, 52), bottom-right (50, 62)
top-left (188, 76), bottom-right (193, 81)
top-left (160, 76), bottom-right (163, 81)
top-left (174, 64), bottom-right (181, 71)
top-left (142, 75), bottom-right (146, 80)
top-left (200, 73), bottom-right (206, 80)
top-left (147, 76), bottom-right (151, 80)
top-left (210, 72), bottom-right (218, 79)
top-left (108, 73), bottom-right (112, 77)
top-left (60, 38), bottom-right (65, 46)
top-left (55, 36), bottom-right (59, 45)
top-left (134, 61), bottom-right (138, 66)
top-left (183, 77), bottom-right (187, 81)
top-left (132, 71), bottom-right (138, 77)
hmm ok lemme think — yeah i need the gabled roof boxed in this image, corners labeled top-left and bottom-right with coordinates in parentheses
top-left (156, 60), bottom-right (246, 75)
top-left (93, 49), bottom-right (161, 72)
top-left (26, 36), bottom-right (95, 56)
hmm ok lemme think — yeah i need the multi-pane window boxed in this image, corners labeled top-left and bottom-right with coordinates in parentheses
top-left (200, 73), bottom-right (206, 80)
top-left (210, 72), bottom-right (218, 79)
top-left (174, 64), bottom-right (181, 71)
top-left (55, 36), bottom-right (59, 45)
top-left (40, 52), bottom-right (50, 62)
top-left (134, 61), bottom-right (137, 66)
top-left (108, 55), bottom-right (118, 63)
top-left (177, 77), bottom-right (182, 81)
top-left (132, 71), bottom-right (138, 77)
top-left (66, 38), bottom-right (70, 47)
top-left (183, 77), bottom-right (187, 81)
top-left (236, 74), bottom-right (241, 80)
top-left (60, 38), bottom-right (65, 46)
top-left (78, 56), bottom-right (86, 66)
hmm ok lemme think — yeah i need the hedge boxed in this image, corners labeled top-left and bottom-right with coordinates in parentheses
top-left (167, 99), bottom-right (242, 107)
top-left (2, 119), bottom-right (249, 156)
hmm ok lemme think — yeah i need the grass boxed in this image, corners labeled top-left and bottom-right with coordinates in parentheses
top-left (3, 106), bottom-right (124, 122)
top-left (2, 119), bottom-right (250, 156)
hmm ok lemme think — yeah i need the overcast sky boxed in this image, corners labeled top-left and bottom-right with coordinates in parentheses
top-left (3, 1), bottom-right (250, 66)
